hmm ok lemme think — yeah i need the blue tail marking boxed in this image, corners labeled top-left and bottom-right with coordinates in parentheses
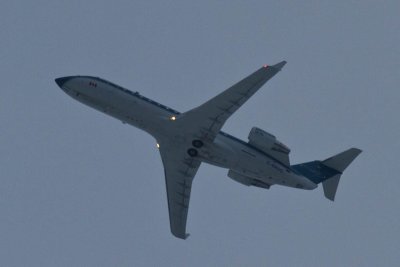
top-left (291, 161), bottom-right (341, 184)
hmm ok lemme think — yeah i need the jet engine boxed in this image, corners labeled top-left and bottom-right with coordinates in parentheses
top-left (227, 170), bottom-right (271, 189)
top-left (248, 127), bottom-right (290, 166)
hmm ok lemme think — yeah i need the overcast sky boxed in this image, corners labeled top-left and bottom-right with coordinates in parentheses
top-left (1, 1), bottom-right (399, 266)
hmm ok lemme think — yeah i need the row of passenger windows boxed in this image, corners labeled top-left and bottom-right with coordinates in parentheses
top-left (134, 93), bottom-right (180, 114)
top-left (94, 77), bottom-right (180, 115)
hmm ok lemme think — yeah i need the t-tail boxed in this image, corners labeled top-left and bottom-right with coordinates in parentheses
top-left (291, 148), bottom-right (362, 201)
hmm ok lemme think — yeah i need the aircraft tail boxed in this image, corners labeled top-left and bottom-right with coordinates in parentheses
top-left (291, 148), bottom-right (362, 201)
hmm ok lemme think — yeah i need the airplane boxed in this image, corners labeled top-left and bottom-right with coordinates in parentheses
top-left (55, 61), bottom-right (361, 239)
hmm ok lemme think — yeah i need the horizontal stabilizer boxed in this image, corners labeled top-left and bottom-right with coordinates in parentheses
top-left (322, 148), bottom-right (362, 173)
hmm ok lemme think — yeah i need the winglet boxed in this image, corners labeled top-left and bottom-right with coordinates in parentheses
top-left (270, 61), bottom-right (287, 71)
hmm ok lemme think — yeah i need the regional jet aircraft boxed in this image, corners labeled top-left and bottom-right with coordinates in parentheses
top-left (55, 61), bottom-right (361, 239)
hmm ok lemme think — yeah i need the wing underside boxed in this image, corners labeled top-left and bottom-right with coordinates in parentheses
top-left (159, 144), bottom-right (201, 239)
top-left (176, 61), bottom-right (286, 143)
top-left (158, 62), bottom-right (286, 238)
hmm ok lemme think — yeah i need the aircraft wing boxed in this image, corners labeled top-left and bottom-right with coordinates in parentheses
top-left (158, 143), bottom-right (201, 239)
top-left (176, 61), bottom-right (286, 143)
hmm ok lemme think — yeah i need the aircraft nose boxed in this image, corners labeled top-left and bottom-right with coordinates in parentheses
top-left (55, 77), bottom-right (71, 88)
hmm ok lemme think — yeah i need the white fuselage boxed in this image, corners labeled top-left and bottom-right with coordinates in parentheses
top-left (58, 76), bottom-right (317, 190)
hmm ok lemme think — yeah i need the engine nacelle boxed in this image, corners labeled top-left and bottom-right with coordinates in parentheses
top-left (248, 127), bottom-right (290, 165)
top-left (227, 170), bottom-right (270, 189)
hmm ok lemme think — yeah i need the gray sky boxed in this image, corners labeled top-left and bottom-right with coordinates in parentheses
top-left (1, 1), bottom-right (399, 266)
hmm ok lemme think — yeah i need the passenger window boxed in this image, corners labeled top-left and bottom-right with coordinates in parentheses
top-left (89, 81), bottom-right (97, 87)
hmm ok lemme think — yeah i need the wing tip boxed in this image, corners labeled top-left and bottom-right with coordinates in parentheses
top-left (172, 231), bottom-right (190, 240)
top-left (270, 60), bottom-right (287, 71)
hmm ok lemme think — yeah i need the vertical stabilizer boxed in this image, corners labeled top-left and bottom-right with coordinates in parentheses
top-left (322, 174), bottom-right (341, 201)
